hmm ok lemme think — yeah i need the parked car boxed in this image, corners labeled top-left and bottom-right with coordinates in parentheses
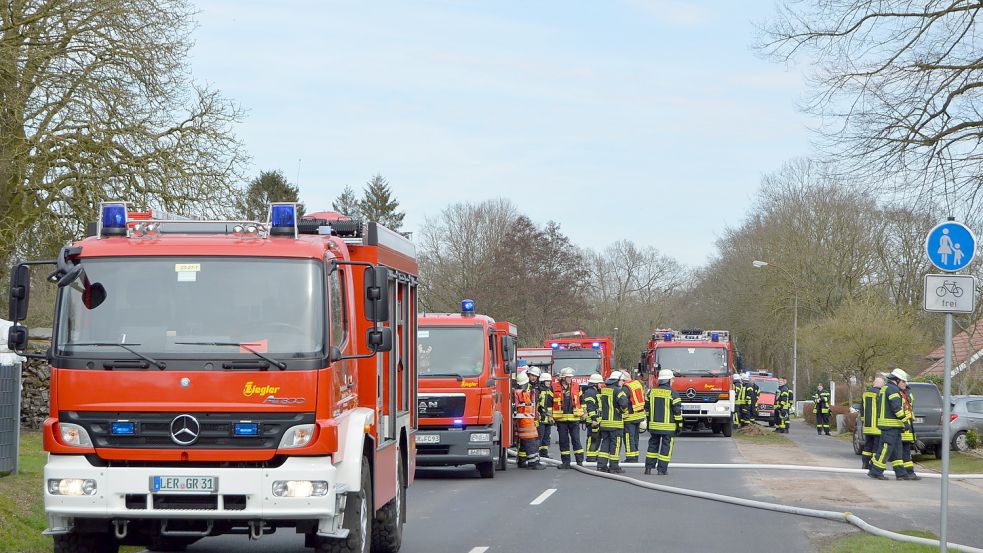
top-left (950, 395), bottom-right (983, 452)
top-left (853, 381), bottom-right (945, 458)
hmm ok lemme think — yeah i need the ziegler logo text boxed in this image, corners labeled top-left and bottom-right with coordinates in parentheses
top-left (243, 381), bottom-right (281, 397)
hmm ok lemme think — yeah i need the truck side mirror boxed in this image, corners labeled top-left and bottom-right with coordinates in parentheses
top-left (7, 324), bottom-right (29, 352)
top-left (637, 362), bottom-right (646, 376)
top-left (363, 266), bottom-right (390, 322)
top-left (8, 265), bottom-right (30, 321)
top-left (505, 361), bottom-right (515, 374)
top-left (367, 326), bottom-right (393, 353)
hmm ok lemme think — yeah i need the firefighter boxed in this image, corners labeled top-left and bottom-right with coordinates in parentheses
top-left (897, 379), bottom-right (921, 480)
top-left (623, 373), bottom-right (647, 463)
top-left (746, 377), bottom-right (760, 422)
top-left (868, 368), bottom-right (911, 480)
top-left (582, 373), bottom-right (604, 463)
top-left (596, 370), bottom-right (630, 473)
top-left (538, 372), bottom-right (554, 459)
top-left (813, 383), bottom-right (831, 436)
top-left (773, 378), bottom-right (792, 433)
top-left (645, 369), bottom-right (683, 475)
top-left (732, 374), bottom-right (745, 428)
top-left (740, 374), bottom-right (753, 426)
top-left (513, 371), bottom-right (545, 470)
top-left (553, 367), bottom-right (586, 469)
top-left (860, 376), bottom-right (884, 469)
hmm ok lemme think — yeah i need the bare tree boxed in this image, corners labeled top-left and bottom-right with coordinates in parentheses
top-left (761, 1), bottom-right (983, 214)
top-left (0, 0), bottom-right (246, 275)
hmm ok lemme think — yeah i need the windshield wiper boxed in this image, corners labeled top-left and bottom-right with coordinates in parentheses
top-left (421, 373), bottom-right (464, 381)
top-left (175, 342), bottom-right (287, 370)
top-left (675, 369), bottom-right (716, 376)
top-left (63, 342), bottom-right (166, 370)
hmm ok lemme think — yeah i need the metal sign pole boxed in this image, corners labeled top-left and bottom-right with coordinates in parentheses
top-left (940, 313), bottom-right (953, 553)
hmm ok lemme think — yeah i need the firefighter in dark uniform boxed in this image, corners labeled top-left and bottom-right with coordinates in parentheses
top-left (868, 368), bottom-right (912, 480)
top-left (552, 367), bottom-right (585, 469)
top-left (813, 383), bottom-right (831, 435)
top-left (623, 374), bottom-right (646, 463)
top-left (897, 380), bottom-right (921, 480)
top-left (537, 371), bottom-right (554, 459)
top-left (732, 374), bottom-right (745, 428)
top-left (645, 369), bottom-right (683, 475)
top-left (860, 376), bottom-right (884, 469)
top-left (596, 370), bottom-right (630, 473)
top-left (774, 378), bottom-right (792, 433)
top-left (747, 377), bottom-right (760, 422)
top-left (582, 373), bottom-right (604, 463)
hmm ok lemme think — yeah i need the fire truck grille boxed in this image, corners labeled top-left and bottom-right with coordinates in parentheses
top-left (681, 391), bottom-right (724, 403)
top-left (60, 411), bottom-right (316, 450)
top-left (417, 395), bottom-right (466, 418)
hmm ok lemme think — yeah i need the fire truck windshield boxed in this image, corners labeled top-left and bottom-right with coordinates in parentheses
top-left (753, 379), bottom-right (779, 394)
top-left (417, 327), bottom-right (485, 378)
top-left (553, 356), bottom-right (601, 376)
top-left (55, 257), bottom-right (324, 361)
top-left (656, 347), bottom-right (727, 376)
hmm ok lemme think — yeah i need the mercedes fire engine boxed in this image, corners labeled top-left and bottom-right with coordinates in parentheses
top-left (641, 329), bottom-right (737, 437)
top-left (415, 301), bottom-right (517, 478)
top-left (6, 202), bottom-right (418, 553)
top-left (545, 331), bottom-right (614, 388)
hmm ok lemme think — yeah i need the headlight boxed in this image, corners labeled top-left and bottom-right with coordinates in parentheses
top-left (58, 423), bottom-right (93, 447)
top-left (715, 405), bottom-right (729, 413)
top-left (279, 424), bottom-right (316, 449)
top-left (469, 433), bottom-right (491, 443)
top-left (272, 480), bottom-right (328, 497)
top-left (48, 478), bottom-right (97, 496)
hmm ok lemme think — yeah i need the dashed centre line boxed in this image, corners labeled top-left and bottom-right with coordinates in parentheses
top-left (468, 547), bottom-right (490, 553)
top-left (529, 488), bottom-right (557, 505)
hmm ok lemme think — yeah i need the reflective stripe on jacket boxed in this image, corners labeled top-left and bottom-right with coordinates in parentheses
top-left (599, 386), bottom-right (629, 429)
top-left (901, 388), bottom-right (915, 442)
top-left (514, 387), bottom-right (538, 439)
top-left (876, 382), bottom-right (906, 429)
top-left (862, 387), bottom-right (881, 436)
top-left (624, 380), bottom-right (646, 422)
top-left (813, 390), bottom-right (831, 414)
top-left (552, 381), bottom-right (584, 421)
top-left (646, 384), bottom-right (682, 432)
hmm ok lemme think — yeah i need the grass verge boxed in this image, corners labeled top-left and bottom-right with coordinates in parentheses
top-left (0, 432), bottom-right (50, 553)
top-left (733, 424), bottom-right (794, 445)
top-left (914, 451), bottom-right (983, 474)
top-left (821, 530), bottom-right (938, 553)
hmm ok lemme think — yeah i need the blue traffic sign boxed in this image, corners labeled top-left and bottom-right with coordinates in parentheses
top-left (926, 221), bottom-right (976, 272)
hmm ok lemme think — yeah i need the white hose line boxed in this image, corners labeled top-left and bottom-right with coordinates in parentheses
top-left (505, 450), bottom-right (983, 553)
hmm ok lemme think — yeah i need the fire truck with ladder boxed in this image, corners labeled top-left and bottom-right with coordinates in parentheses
top-left (640, 329), bottom-right (737, 437)
top-left (6, 202), bottom-right (418, 553)
top-left (545, 331), bottom-right (614, 388)
top-left (415, 301), bottom-right (517, 478)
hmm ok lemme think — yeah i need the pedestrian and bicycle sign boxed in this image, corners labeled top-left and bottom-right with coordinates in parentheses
top-left (924, 274), bottom-right (976, 313)
top-left (925, 221), bottom-right (976, 272)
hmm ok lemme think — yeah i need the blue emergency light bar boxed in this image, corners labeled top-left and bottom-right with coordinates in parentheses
top-left (111, 421), bottom-right (136, 435)
top-left (234, 422), bottom-right (259, 437)
top-left (462, 299), bottom-right (475, 315)
top-left (591, 342), bottom-right (601, 349)
top-left (550, 342), bottom-right (559, 349)
top-left (269, 203), bottom-right (298, 237)
top-left (711, 332), bottom-right (720, 342)
top-left (663, 332), bottom-right (673, 341)
top-left (99, 202), bottom-right (128, 237)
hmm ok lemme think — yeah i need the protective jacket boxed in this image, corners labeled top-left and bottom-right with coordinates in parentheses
top-left (646, 383), bottom-right (682, 433)
top-left (901, 388), bottom-right (916, 443)
top-left (862, 386), bottom-right (881, 436)
top-left (876, 381), bottom-right (906, 430)
top-left (552, 381), bottom-right (584, 422)
top-left (813, 389), bottom-right (831, 414)
top-left (582, 386), bottom-right (601, 427)
top-left (599, 385), bottom-right (630, 430)
top-left (514, 386), bottom-right (539, 439)
top-left (623, 379), bottom-right (647, 423)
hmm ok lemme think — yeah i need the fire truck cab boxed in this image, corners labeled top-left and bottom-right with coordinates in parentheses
top-left (517, 348), bottom-right (553, 376)
top-left (642, 329), bottom-right (736, 437)
top-left (545, 331), bottom-right (614, 388)
top-left (415, 302), bottom-right (517, 478)
top-left (5, 203), bottom-right (418, 553)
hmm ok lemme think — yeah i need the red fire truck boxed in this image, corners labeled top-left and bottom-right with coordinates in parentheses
top-left (545, 331), bottom-right (614, 388)
top-left (415, 302), bottom-right (517, 478)
top-left (517, 347), bottom-right (553, 376)
top-left (6, 202), bottom-right (417, 553)
top-left (641, 329), bottom-right (736, 437)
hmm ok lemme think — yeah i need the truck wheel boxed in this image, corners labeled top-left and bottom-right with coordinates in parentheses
top-left (477, 461), bottom-right (495, 479)
top-left (952, 431), bottom-right (969, 452)
top-left (371, 452), bottom-right (404, 553)
top-left (721, 423), bottom-right (733, 437)
top-left (495, 443), bottom-right (507, 472)
top-left (711, 426), bottom-right (721, 435)
top-left (315, 456), bottom-right (372, 553)
top-left (54, 532), bottom-right (118, 553)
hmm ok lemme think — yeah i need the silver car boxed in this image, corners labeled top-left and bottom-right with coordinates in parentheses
top-left (950, 395), bottom-right (983, 452)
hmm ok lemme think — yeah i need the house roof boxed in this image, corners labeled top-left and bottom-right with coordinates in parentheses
top-left (918, 319), bottom-right (983, 378)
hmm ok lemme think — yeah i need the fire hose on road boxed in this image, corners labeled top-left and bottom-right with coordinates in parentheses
top-left (507, 450), bottom-right (983, 553)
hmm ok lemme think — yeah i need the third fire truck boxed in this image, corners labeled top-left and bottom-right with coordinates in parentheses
top-left (641, 329), bottom-right (737, 437)
top-left (545, 331), bottom-right (614, 388)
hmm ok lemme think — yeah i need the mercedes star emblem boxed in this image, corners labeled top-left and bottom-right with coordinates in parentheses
top-left (170, 414), bottom-right (201, 446)
top-left (685, 388), bottom-right (697, 399)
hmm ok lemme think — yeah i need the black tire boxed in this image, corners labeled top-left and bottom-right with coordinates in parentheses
top-left (477, 461), bottom-right (495, 479)
top-left (496, 438), bottom-right (507, 471)
top-left (711, 425), bottom-right (721, 435)
top-left (952, 430), bottom-right (969, 452)
top-left (54, 532), bottom-right (118, 553)
top-left (371, 452), bottom-right (405, 553)
top-left (768, 420), bottom-right (775, 427)
top-left (853, 425), bottom-right (863, 455)
top-left (722, 423), bottom-right (733, 437)
top-left (934, 444), bottom-right (944, 459)
top-left (315, 456), bottom-right (372, 553)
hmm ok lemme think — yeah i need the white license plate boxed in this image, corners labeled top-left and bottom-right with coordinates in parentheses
top-left (914, 417), bottom-right (924, 424)
top-left (151, 476), bottom-right (217, 494)
top-left (415, 434), bottom-right (440, 444)
top-left (682, 404), bottom-right (701, 411)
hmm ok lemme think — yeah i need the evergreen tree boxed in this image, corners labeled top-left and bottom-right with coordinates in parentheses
top-left (332, 186), bottom-right (361, 218)
top-left (359, 174), bottom-right (405, 230)
top-left (239, 170), bottom-right (305, 221)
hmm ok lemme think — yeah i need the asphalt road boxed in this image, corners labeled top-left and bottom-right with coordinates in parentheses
top-left (170, 428), bottom-right (852, 553)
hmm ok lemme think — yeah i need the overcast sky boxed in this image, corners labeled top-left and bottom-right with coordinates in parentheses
top-left (189, 1), bottom-right (812, 267)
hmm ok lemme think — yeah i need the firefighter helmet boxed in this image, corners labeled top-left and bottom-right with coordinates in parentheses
top-left (541, 372), bottom-right (552, 383)
top-left (658, 369), bottom-right (674, 381)
top-left (732, 374), bottom-right (741, 382)
top-left (516, 371), bottom-right (530, 386)
top-left (588, 373), bottom-right (604, 385)
top-left (528, 366), bottom-right (542, 378)
top-left (889, 368), bottom-right (910, 382)
top-left (559, 367), bottom-right (575, 378)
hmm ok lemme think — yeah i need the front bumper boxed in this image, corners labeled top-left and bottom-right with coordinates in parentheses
top-left (680, 401), bottom-right (731, 419)
top-left (414, 426), bottom-right (496, 467)
top-left (44, 454), bottom-right (344, 535)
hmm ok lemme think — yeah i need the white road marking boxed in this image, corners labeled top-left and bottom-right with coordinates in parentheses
top-left (529, 488), bottom-right (557, 505)
top-left (468, 548), bottom-right (490, 553)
